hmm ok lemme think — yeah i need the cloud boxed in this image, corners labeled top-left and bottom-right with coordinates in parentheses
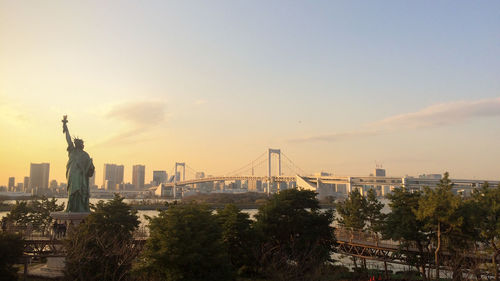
top-left (372, 97), bottom-right (500, 130)
top-left (194, 99), bottom-right (207, 105)
top-left (96, 100), bottom-right (168, 146)
top-left (106, 100), bottom-right (167, 126)
top-left (293, 97), bottom-right (500, 142)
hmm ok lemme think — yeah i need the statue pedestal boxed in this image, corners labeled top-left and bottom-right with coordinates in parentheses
top-left (28, 212), bottom-right (90, 279)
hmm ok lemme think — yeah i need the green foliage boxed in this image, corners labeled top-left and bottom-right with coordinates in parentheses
top-left (64, 194), bottom-right (140, 281)
top-left (365, 189), bottom-right (385, 233)
top-left (416, 172), bottom-right (462, 280)
top-left (470, 182), bottom-right (500, 278)
top-left (6, 196), bottom-right (64, 234)
top-left (416, 172), bottom-right (461, 230)
top-left (0, 232), bottom-right (24, 281)
top-left (336, 189), bottom-right (367, 230)
top-left (136, 203), bottom-right (233, 281)
top-left (254, 189), bottom-right (336, 281)
top-left (183, 192), bottom-right (268, 206)
top-left (383, 187), bottom-right (429, 279)
top-left (216, 204), bottom-right (258, 276)
top-left (383, 187), bottom-right (427, 245)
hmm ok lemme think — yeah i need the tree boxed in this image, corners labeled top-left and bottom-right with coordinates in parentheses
top-left (416, 172), bottom-right (461, 280)
top-left (135, 203), bottom-right (233, 281)
top-left (364, 188), bottom-right (385, 234)
top-left (471, 182), bottom-right (500, 280)
top-left (336, 188), bottom-right (367, 230)
top-left (5, 196), bottom-right (64, 235)
top-left (383, 187), bottom-right (430, 280)
top-left (64, 194), bottom-right (140, 281)
top-left (216, 204), bottom-right (257, 276)
top-left (0, 232), bottom-right (24, 281)
top-left (254, 189), bottom-right (335, 281)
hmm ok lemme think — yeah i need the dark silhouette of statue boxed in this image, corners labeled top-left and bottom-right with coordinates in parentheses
top-left (62, 116), bottom-right (94, 212)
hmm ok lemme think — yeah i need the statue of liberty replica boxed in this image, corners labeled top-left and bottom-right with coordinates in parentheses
top-left (62, 115), bottom-right (94, 212)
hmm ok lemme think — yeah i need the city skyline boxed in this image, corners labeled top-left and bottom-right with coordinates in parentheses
top-left (1, 1), bottom-right (500, 185)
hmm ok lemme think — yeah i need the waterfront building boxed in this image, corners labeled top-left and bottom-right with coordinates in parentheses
top-left (152, 170), bottom-right (167, 185)
top-left (132, 165), bottom-right (145, 189)
top-left (8, 177), bottom-right (15, 191)
top-left (102, 164), bottom-right (124, 190)
top-left (23, 176), bottom-right (30, 192)
top-left (29, 163), bottom-right (50, 191)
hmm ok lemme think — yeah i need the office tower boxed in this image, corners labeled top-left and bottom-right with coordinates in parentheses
top-left (132, 165), bottom-right (145, 189)
top-left (23, 177), bottom-right (30, 192)
top-left (152, 170), bottom-right (167, 185)
top-left (8, 177), bottom-right (15, 191)
top-left (375, 168), bottom-right (386, 177)
top-left (50, 180), bottom-right (58, 189)
top-left (195, 172), bottom-right (205, 179)
top-left (29, 163), bottom-right (50, 190)
top-left (103, 164), bottom-right (124, 190)
top-left (248, 180), bottom-right (262, 192)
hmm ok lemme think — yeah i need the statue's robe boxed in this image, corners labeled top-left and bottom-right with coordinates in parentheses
top-left (66, 145), bottom-right (94, 212)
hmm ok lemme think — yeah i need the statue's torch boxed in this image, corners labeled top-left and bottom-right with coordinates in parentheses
top-left (62, 115), bottom-right (68, 133)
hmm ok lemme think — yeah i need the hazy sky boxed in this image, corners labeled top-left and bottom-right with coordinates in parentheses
top-left (1, 1), bottom-right (499, 186)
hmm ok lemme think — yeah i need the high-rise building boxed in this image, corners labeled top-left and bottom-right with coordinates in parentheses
top-left (103, 164), bottom-right (124, 190)
top-left (23, 177), bottom-right (30, 192)
top-left (8, 177), bottom-right (15, 191)
top-left (375, 168), bottom-right (386, 177)
top-left (132, 165), bottom-right (145, 189)
top-left (50, 179), bottom-right (58, 189)
top-left (29, 163), bottom-right (50, 190)
top-left (248, 180), bottom-right (262, 192)
top-left (195, 172), bottom-right (205, 179)
top-left (152, 170), bottom-right (167, 185)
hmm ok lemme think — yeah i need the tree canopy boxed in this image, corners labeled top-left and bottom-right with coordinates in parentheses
top-left (64, 194), bottom-right (140, 281)
top-left (136, 203), bottom-right (233, 281)
top-left (254, 189), bottom-right (336, 281)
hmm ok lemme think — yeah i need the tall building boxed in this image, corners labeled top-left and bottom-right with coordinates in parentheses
top-left (50, 179), bottom-right (58, 189)
top-left (152, 170), bottom-right (167, 185)
top-left (29, 163), bottom-right (50, 190)
top-left (23, 177), bottom-right (30, 192)
top-left (375, 168), bottom-right (386, 177)
top-left (8, 177), bottom-right (15, 191)
top-left (248, 180), bottom-right (262, 192)
top-left (132, 165), bottom-right (145, 189)
top-left (103, 164), bottom-right (124, 190)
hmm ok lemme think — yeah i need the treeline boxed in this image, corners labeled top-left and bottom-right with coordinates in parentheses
top-left (182, 191), bottom-right (270, 207)
top-left (337, 172), bottom-right (500, 281)
top-left (64, 190), bottom-right (336, 281)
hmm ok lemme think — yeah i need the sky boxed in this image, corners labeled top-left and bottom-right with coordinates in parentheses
top-left (1, 1), bottom-right (499, 186)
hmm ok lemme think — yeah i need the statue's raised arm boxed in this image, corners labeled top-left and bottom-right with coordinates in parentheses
top-left (62, 115), bottom-right (74, 150)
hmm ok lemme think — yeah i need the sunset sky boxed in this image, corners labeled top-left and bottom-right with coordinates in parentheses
top-left (1, 1), bottom-right (499, 186)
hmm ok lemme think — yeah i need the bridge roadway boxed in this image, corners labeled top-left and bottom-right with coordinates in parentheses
top-left (161, 175), bottom-right (296, 187)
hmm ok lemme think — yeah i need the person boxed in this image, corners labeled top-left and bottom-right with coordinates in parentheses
top-left (52, 221), bottom-right (58, 238)
top-left (1, 217), bottom-right (7, 232)
top-left (63, 116), bottom-right (94, 212)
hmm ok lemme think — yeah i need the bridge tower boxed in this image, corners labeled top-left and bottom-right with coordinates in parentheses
top-left (268, 149), bottom-right (281, 195)
top-left (173, 162), bottom-right (186, 199)
top-left (175, 162), bottom-right (186, 181)
top-left (268, 148), bottom-right (281, 177)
